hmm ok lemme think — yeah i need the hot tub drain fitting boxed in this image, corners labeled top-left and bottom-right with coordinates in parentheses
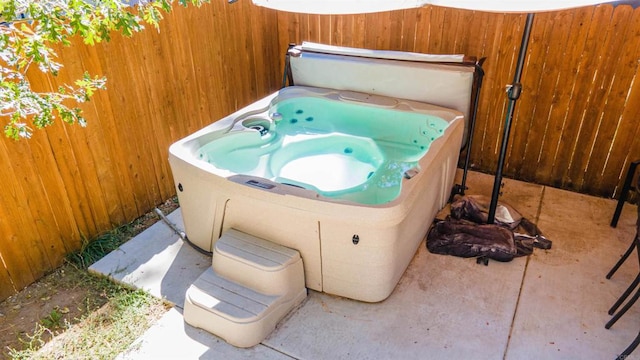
top-left (250, 125), bottom-right (269, 136)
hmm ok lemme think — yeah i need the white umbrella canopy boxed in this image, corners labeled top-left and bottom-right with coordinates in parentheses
top-left (251, 0), bottom-right (625, 14)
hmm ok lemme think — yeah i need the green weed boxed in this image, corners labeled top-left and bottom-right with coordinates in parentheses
top-left (40, 308), bottom-right (64, 330)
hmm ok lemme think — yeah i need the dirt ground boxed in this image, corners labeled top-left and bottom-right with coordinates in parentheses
top-left (0, 200), bottom-right (180, 359)
top-left (0, 266), bottom-right (109, 358)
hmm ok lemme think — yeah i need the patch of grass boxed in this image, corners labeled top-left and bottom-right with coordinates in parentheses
top-left (65, 196), bottom-right (179, 269)
top-left (8, 278), bottom-right (168, 360)
top-left (3, 197), bottom-right (179, 359)
top-left (66, 229), bottom-right (134, 270)
top-left (7, 325), bottom-right (52, 360)
top-left (37, 289), bottom-right (167, 359)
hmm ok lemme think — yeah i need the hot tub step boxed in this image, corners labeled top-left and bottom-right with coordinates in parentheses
top-left (184, 230), bottom-right (306, 348)
top-left (212, 228), bottom-right (305, 295)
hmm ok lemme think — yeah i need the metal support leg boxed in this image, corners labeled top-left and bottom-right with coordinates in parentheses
top-left (451, 59), bottom-right (486, 199)
top-left (608, 272), bottom-right (640, 316)
top-left (611, 160), bottom-right (640, 228)
top-left (281, 43), bottom-right (296, 88)
top-left (607, 233), bottom-right (639, 279)
top-left (617, 331), bottom-right (640, 360)
top-left (606, 285), bottom-right (640, 329)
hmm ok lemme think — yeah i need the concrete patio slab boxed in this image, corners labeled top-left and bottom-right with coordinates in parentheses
top-left (263, 171), bottom-right (544, 359)
top-left (506, 186), bottom-right (640, 360)
top-left (89, 210), bottom-right (210, 307)
top-left (264, 246), bottom-right (526, 359)
top-left (89, 171), bottom-right (640, 360)
top-left (117, 308), bottom-right (292, 360)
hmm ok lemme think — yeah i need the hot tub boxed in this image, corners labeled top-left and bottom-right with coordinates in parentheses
top-left (169, 85), bottom-right (464, 302)
top-left (170, 42), bottom-right (483, 302)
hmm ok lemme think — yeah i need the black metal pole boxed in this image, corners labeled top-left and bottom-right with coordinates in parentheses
top-left (487, 13), bottom-right (535, 224)
top-left (459, 59), bottom-right (486, 195)
top-left (610, 159), bottom-right (640, 227)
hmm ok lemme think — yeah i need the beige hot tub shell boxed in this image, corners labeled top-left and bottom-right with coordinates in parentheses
top-left (169, 88), bottom-right (464, 302)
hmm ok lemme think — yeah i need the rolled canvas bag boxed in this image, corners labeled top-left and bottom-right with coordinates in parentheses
top-left (450, 195), bottom-right (522, 229)
top-left (427, 219), bottom-right (517, 262)
top-left (427, 195), bottom-right (552, 263)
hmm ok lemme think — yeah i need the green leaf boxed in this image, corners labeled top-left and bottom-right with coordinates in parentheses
top-left (143, 4), bottom-right (163, 26)
top-left (1, 0), bottom-right (211, 139)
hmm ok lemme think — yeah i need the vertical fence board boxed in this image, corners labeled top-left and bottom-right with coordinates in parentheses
top-left (401, 10), bottom-right (418, 52)
top-left (0, 252), bottom-right (15, 299)
top-left (439, 7), bottom-right (460, 53)
top-left (388, 10), bottom-right (405, 50)
top-left (0, 193), bottom-right (23, 298)
top-left (251, 6), bottom-right (282, 93)
top-left (427, 7), bottom-right (447, 53)
top-left (413, 7), bottom-right (431, 53)
top-left (44, 120), bottom-right (99, 241)
top-left (352, 14), bottom-right (367, 49)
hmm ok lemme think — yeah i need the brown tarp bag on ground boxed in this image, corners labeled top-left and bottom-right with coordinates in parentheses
top-left (427, 195), bottom-right (552, 263)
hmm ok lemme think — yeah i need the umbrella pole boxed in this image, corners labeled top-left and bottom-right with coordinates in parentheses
top-left (487, 13), bottom-right (535, 224)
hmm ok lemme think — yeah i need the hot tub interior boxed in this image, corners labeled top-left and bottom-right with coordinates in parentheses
top-left (195, 91), bottom-right (450, 204)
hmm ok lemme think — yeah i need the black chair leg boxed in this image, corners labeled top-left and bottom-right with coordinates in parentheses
top-left (616, 330), bottom-right (640, 360)
top-left (608, 163), bottom-right (640, 360)
top-left (609, 273), bottom-right (640, 316)
top-left (607, 239), bottom-right (638, 279)
top-left (607, 286), bottom-right (640, 329)
top-left (611, 160), bottom-right (639, 228)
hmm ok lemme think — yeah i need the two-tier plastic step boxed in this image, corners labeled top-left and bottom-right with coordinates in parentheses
top-left (183, 229), bottom-right (307, 348)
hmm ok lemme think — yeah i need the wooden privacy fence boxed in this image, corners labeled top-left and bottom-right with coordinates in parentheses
top-left (1, 3), bottom-right (640, 301)
top-left (0, 1), bottom-right (281, 300)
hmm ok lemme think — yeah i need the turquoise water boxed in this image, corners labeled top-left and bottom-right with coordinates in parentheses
top-left (197, 96), bottom-right (449, 204)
